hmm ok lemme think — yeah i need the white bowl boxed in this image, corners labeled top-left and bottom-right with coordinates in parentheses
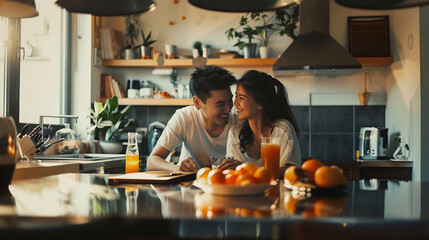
top-left (99, 141), bottom-right (123, 154)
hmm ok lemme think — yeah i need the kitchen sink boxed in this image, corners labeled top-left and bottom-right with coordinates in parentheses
top-left (33, 153), bottom-right (125, 161)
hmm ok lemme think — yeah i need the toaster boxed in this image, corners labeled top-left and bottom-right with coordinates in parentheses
top-left (359, 127), bottom-right (389, 160)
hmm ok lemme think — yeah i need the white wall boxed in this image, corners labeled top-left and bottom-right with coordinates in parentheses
top-left (20, 0), bottom-right (63, 123)
top-left (101, 0), bottom-right (389, 107)
top-left (385, 8), bottom-right (421, 180)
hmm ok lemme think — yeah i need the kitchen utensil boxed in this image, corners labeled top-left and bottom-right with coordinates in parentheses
top-left (359, 72), bottom-right (371, 105)
top-left (359, 127), bottom-right (388, 160)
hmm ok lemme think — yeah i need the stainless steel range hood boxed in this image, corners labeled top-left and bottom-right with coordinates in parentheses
top-left (273, 0), bottom-right (361, 76)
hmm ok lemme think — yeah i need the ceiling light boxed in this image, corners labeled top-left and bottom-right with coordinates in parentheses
top-left (335, 0), bottom-right (429, 10)
top-left (55, 0), bottom-right (156, 16)
top-left (0, 0), bottom-right (38, 18)
top-left (188, 0), bottom-right (300, 12)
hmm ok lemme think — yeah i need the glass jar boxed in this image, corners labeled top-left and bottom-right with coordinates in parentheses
top-left (55, 123), bottom-right (80, 154)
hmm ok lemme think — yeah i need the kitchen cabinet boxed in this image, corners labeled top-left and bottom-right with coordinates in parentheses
top-left (102, 57), bottom-right (393, 68)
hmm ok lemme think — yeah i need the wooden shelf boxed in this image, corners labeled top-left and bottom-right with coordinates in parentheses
top-left (356, 57), bottom-right (393, 66)
top-left (103, 58), bottom-right (277, 68)
top-left (103, 57), bottom-right (392, 68)
top-left (118, 98), bottom-right (193, 106)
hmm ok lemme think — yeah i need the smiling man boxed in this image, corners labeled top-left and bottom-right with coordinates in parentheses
top-left (147, 65), bottom-right (240, 172)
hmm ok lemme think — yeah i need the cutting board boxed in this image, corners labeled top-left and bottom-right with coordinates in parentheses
top-left (108, 171), bottom-right (196, 185)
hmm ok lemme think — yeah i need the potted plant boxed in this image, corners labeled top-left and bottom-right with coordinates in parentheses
top-left (225, 13), bottom-right (260, 58)
top-left (275, 6), bottom-right (299, 40)
top-left (254, 12), bottom-right (276, 58)
top-left (88, 96), bottom-right (133, 153)
top-left (139, 29), bottom-right (157, 59)
top-left (169, 69), bottom-right (181, 98)
top-left (123, 14), bottom-right (141, 59)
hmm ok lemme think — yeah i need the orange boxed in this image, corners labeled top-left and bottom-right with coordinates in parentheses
top-left (235, 162), bottom-right (259, 176)
top-left (225, 171), bottom-right (239, 185)
top-left (301, 158), bottom-right (323, 178)
top-left (236, 174), bottom-right (258, 186)
top-left (253, 167), bottom-right (272, 184)
top-left (284, 165), bottom-right (299, 184)
top-left (207, 169), bottom-right (225, 185)
top-left (314, 166), bottom-right (342, 188)
top-left (253, 209), bottom-right (272, 218)
top-left (222, 169), bottom-right (234, 175)
top-left (331, 165), bottom-right (348, 187)
top-left (196, 167), bottom-right (211, 185)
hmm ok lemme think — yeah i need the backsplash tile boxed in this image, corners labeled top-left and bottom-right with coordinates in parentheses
top-left (311, 106), bottom-right (354, 133)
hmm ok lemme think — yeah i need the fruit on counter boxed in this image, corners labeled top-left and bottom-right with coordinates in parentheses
top-left (196, 167), bottom-right (211, 185)
top-left (200, 162), bottom-right (273, 185)
top-left (314, 166), bottom-right (348, 188)
top-left (284, 158), bottom-right (348, 189)
top-left (301, 158), bottom-right (323, 178)
top-left (284, 165), bottom-right (308, 184)
top-left (208, 169), bottom-right (225, 184)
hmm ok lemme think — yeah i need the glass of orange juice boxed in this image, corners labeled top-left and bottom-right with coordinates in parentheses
top-left (126, 132), bottom-right (140, 173)
top-left (261, 136), bottom-right (280, 180)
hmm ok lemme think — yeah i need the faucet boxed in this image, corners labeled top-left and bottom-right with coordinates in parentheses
top-left (39, 115), bottom-right (79, 155)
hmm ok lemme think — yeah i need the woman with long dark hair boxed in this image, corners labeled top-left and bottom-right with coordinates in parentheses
top-left (226, 70), bottom-right (301, 176)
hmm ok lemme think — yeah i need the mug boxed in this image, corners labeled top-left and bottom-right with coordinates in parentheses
top-left (0, 117), bottom-right (18, 195)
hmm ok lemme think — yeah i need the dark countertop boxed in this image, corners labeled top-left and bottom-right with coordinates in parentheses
top-left (0, 172), bottom-right (427, 239)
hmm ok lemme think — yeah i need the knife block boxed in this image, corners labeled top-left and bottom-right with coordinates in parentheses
top-left (18, 135), bottom-right (38, 161)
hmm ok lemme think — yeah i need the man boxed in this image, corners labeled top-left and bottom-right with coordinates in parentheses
top-left (147, 65), bottom-right (241, 172)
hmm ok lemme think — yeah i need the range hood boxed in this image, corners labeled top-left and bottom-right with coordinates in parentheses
top-left (273, 0), bottom-right (361, 76)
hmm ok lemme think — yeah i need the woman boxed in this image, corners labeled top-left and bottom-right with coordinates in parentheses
top-left (226, 70), bottom-right (301, 175)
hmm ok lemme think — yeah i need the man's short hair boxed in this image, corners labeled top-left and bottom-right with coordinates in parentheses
top-left (189, 65), bottom-right (237, 103)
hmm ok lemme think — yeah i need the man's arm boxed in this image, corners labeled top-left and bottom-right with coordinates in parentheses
top-left (147, 144), bottom-right (180, 171)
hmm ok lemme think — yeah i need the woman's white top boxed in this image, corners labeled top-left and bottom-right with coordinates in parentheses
top-left (226, 119), bottom-right (301, 167)
top-left (156, 106), bottom-right (239, 168)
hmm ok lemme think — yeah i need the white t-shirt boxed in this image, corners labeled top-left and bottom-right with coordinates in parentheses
top-left (156, 106), bottom-right (239, 168)
top-left (226, 119), bottom-right (301, 167)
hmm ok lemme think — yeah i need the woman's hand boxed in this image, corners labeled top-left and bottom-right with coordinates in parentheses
top-left (179, 157), bottom-right (199, 172)
top-left (217, 159), bottom-right (242, 171)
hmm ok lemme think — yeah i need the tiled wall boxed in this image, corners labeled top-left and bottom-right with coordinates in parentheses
top-left (292, 105), bottom-right (386, 162)
top-left (130, 105), bottom-right (386, 161)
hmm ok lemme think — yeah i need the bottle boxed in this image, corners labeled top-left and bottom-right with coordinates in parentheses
top-left (126, 132), bottom-right (139, 173)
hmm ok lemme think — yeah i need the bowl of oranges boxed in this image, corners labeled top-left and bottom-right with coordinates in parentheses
top-left (284, 158), bottom-right (348, 194)
top-left (194, 162), bottom-right (277, 196)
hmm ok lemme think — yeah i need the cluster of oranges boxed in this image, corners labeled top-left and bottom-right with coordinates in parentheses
top-left (196, 205), bottom-right (272, 219)
top-left (284, 158), bottom-right (348, 188)
top-left (196, 162), bottom-right (272, 186)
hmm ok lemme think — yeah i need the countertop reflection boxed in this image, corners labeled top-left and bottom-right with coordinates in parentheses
top-left (2, 173), bottom-right (429, 239)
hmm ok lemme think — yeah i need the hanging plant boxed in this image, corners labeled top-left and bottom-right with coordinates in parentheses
top-left (275, 6), bottom-right (299, 40)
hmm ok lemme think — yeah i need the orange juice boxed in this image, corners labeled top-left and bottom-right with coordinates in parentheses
top-left (261, 143), bottom-right (280, 180)
top-left (126, 154), bottom-right (139, 173)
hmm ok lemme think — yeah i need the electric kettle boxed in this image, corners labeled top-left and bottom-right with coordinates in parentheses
top-left (147, 121), bottom-right (166, 154)
top-left (0, 117), bottom-right (18, 194)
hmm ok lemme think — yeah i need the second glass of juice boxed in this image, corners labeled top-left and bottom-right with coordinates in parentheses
top-left (261, 136), bottom-right (280, 180)
top-left (126, 132), bottom-right (140, 173)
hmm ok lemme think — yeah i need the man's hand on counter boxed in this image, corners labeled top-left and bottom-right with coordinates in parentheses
top-left (217, 159), bottom-right (242, 171)
top-left (179, 158), bottom-right (199, 172)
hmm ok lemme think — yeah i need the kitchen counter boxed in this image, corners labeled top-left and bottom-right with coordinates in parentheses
top-left (1, 173), bottom-right (428, 239)
top-left (324, 160), bottom-right (413, 181)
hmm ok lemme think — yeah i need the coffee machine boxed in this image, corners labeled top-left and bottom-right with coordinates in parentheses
top-left (359, 127), bottom-right (389, 160)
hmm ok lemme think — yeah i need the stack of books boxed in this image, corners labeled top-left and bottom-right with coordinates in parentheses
top-left (100, 74), bottom-right (126, 102)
